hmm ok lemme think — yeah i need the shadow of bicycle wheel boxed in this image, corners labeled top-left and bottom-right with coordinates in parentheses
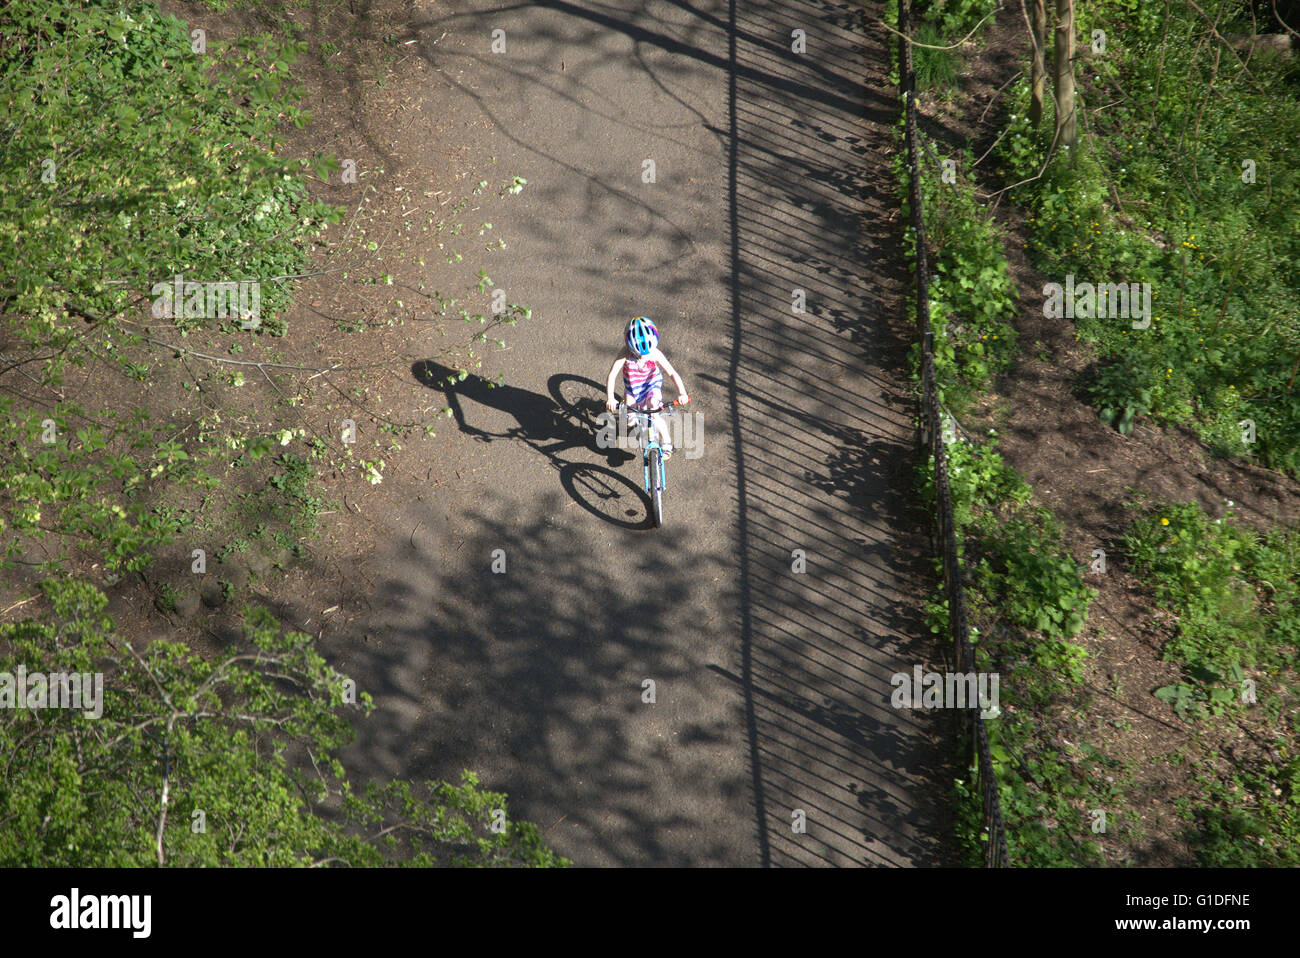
top-left (558, 461), bottom-right (653, 530)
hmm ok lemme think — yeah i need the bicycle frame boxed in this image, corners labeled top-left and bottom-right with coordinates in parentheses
top-left (617, 398), bottom-right (688, 528)
top-left (621, 403), bottom-right (674, 494)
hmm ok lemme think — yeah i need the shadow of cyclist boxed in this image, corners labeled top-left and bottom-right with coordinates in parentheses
top-left (412, 360), bottom-right (632, 465)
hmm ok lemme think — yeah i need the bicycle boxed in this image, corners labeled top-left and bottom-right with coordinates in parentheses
top-left (618, 398), bottom-right (689, 528)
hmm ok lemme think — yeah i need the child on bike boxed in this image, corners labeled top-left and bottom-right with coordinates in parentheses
top-left (605, 316), bottom-right (690, 458)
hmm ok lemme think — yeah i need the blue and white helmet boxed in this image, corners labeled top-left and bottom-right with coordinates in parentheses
top-left (626, 316), bottom-right (659, 356)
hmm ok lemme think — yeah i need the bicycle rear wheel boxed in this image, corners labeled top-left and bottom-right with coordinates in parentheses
top-left (649, 448), bottom-right (664, 527)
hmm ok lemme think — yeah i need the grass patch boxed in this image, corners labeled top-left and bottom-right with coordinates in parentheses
top-left (913, 22), bottom-right (959, 90)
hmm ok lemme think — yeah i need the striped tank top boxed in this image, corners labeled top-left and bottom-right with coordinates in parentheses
top-left (624, 354), bottom-right (663, 405)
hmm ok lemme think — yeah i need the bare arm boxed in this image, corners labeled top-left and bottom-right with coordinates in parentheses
top-left (653, 349), bottom-right (689, 402)
top-left (606, 354), bottom-right (627, 411)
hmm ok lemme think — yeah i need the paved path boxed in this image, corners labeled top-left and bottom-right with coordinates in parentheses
top-left (325, 0), bottom-right (956, 866)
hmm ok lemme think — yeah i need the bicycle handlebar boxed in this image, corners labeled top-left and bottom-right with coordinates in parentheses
top-left (619, 398), bottom-right (691, 416)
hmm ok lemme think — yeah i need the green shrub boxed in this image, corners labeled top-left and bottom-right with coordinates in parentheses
top-left (1082, 354), bottom-right (1156, 435)
top-left (917, 141), bottom-right (1020, 412)
top-left (914, 0), bottom-right (997, 37)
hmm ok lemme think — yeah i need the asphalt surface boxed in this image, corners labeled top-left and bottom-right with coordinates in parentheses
top-left (325, 0), bottom-right (957, 866)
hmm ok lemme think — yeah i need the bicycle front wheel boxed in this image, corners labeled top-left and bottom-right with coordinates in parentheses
top-left (649, 448), bottom-right (664, 528)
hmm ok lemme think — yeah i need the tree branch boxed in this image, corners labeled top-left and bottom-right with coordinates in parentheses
top-left (877, 11), bottom-right (997, 50)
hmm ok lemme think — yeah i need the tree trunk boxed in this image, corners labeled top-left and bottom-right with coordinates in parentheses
top-left (1029, 0), bottom-right (1048, 128)
top-left (1054, 0), bottom-right (1077, 155)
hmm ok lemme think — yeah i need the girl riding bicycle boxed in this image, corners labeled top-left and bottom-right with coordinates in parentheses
top-left (605, 316), bottom-right (690, 458)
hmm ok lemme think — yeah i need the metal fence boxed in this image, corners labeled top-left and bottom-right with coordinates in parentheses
top-left (896, 0), bottom-right (1010, 868)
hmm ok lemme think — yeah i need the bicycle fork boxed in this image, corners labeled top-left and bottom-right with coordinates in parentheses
top-left (642, 448), bottom-right (667, 493)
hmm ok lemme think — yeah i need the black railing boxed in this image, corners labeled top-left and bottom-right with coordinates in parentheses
top-left (896, 0), bottom-right (1010, 868)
